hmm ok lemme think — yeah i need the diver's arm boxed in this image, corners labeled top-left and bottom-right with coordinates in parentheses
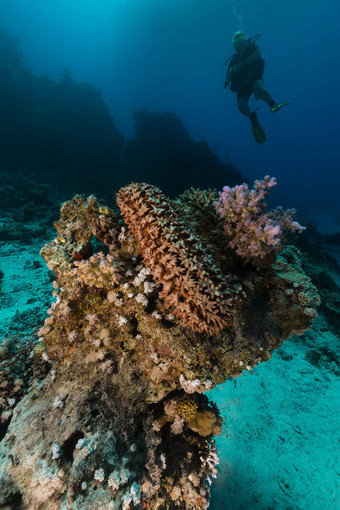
top-left (224, 62), bottom-right (233, 88)
top-left (224, 55), bottom-right (238, 88)
top-left (224, 69), bottom-right (232, 88)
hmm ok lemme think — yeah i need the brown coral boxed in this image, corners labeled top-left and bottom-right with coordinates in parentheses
top-left (188, 408), bottom-right (220, 437)
top-left (177, 396), bottom-right (198, 422)
top-left (116, 183), bottom-right (236, 335)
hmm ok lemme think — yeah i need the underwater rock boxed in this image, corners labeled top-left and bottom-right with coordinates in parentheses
top-left (0, 28), bottom-right (246, 205)
top-left (0, 28), bottom-right (124, 199)
top-left (301, 255), bottom-right (340, 335)
top-left (0, 335), bottom-right (39, 441)
top-left (269, 246), bottom-right (321, 337)
top-left (0, 182), bottom-right (319, 509)
top-left (0, 172), bottom-right (66, 245)
top-left (120, 110), bottom-right (245, 196)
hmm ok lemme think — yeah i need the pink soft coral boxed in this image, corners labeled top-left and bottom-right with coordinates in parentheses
top-left (214, 176), bottom-right (305, 266)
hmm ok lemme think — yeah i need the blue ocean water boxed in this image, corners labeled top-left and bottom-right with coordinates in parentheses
top-left (1, 0), bottom-right (340, 220)
top-left (0, 1), bottom-right (339, 509)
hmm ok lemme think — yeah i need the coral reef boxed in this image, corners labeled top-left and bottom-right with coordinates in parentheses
top-left (0, 180), bottom-right (319, 509)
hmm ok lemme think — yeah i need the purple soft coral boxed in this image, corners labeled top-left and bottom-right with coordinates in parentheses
top-left (214, 176), bottom-right (305, 266)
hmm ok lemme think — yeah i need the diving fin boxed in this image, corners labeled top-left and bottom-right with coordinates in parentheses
top-left (250, 112), bottom-right (266, 144)
top-left (270, 101), bottom-right (291, 113)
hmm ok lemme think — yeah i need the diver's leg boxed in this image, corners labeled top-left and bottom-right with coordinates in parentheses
top-left (237, 96), bottom-right (252, 117)
top-left (237, 94), bottom-right (266, 143)
top-left (253, 79), bottom-right (291, 113)
top-left (253, 79), bottom-right (275, 106)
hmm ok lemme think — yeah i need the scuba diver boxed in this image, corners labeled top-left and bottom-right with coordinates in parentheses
top-left (224, 31), bottom-right (290, 143)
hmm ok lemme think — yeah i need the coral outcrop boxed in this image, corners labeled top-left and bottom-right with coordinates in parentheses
top-left (0, 180), bottom-right (319, 509)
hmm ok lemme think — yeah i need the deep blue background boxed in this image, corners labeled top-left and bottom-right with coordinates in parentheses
top-left (1, 0), bottom-right (339, 226)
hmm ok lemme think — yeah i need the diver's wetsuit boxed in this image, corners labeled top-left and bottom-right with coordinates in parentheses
top-left (228, 41), bottom-right (264, 96)
top-left (225, 34), bottom-right (290, 143)
top-left (227, 40), bottom-right (274, 117)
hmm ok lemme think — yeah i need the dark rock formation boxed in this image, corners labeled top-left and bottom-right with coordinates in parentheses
top-left (120, 110), bottom-right (245, 197)
top-left (0, 28), bottom-right (124, 199)
top-left (0, 27), bottom-right (246, 213)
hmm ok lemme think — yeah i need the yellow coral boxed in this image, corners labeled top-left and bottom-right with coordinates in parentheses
top-left (33, 343), bottom-right (46, 356)
top-left (176, 397), bottom-right (198, 422)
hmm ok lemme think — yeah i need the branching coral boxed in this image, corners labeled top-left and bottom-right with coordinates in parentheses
top-left (214, 176), bottom-right (305, 267)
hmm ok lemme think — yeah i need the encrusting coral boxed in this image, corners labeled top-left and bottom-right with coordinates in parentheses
top-left (0, 178), bottom-right (320, 510)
